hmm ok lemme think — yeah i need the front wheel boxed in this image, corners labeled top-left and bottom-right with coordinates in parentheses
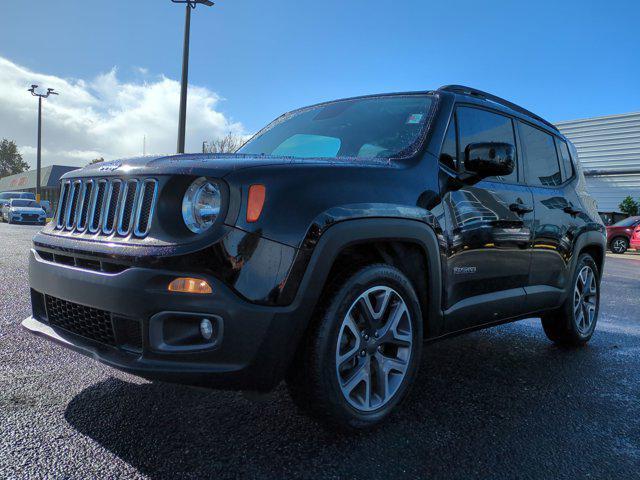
top-left (610, 237), bottom-right (628, 254)
top-left (287, 264), bottom-right (423, 430)
top-left (541, 253), bottom-right (600, 346)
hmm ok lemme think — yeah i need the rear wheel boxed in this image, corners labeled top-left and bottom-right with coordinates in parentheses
top-left (541, 253), bottom-right (600, 346)
top-left (287, 264), bottom-right (423, 430)
top-left (610, 237), bottom-right (628, 254)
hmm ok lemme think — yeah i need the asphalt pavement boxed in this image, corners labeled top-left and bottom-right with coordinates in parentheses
top-left (1, 222), bottom-right (639, 479)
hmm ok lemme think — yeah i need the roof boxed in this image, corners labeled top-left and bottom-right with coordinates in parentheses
top-left (0, 165), bottom-right (79, 192)
top-left (438, 85), bottom-right (560, 134)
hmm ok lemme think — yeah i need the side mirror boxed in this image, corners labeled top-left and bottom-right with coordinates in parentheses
top-left (464, 142), bottom-right (515, 178)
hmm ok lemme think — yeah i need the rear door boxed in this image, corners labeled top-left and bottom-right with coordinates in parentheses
top-left (440, 106), bottom-right (535, 331)
top-left (519, 122), bottom-right (582, 309)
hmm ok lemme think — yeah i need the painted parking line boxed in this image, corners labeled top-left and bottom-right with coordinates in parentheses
top-left (606, 253), bottom-right (640, 261)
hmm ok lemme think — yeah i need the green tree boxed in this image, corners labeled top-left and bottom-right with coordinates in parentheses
top-left (619, 195), bottom-right (639, 216)
top-left (0, 139), bottom-right (29, 177)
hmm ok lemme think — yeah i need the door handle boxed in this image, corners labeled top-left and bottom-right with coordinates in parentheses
top-left (563, 206), bottom-right (583, 216)
top-left (509, 203), bottom-right (533, 214)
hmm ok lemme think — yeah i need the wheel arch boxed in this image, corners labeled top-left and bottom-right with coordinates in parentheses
top-left (573, 230), bottom-right (606, 280)
top-left (289, 218), bottom-right (444, 340)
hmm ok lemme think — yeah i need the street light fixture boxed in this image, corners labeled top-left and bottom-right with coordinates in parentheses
top-left (171, 0), bottom-right (215, 154)
top-left (28, 85), bottom-right (58, 202)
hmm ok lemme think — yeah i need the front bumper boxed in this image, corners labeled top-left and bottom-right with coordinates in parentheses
top-left (9, 213), bottom-right (46, 224)
top-left (23, 249), bottom-right (304, 391)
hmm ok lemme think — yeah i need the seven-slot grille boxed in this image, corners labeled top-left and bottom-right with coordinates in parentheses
top-left (55, 178), bottom-right (158, 238)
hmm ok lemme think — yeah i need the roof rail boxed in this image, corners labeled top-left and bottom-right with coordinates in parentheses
top-left (438, 84), bottom-right (559, 133)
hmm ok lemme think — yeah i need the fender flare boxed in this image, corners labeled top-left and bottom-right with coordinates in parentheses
top-left (286, 217), bottom-right (444, 336)
top-left (569, 229), bottom-right (606, 280)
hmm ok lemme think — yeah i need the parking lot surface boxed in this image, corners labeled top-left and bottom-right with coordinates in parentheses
top-left (1, 222), bottom-right (639, 479)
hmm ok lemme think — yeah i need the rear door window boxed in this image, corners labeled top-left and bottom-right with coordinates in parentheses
top-left (519, 122), bottom-right (562, 187)
top-left (457, 106), bottom-right (518, 183)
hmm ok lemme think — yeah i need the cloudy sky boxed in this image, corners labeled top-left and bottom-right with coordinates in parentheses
top-left (1, 0), bottom-right (640, 170)
top-left (0, 56), bottom-right (243, 168)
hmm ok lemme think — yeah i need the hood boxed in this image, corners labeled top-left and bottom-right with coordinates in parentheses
top-left (61, 153), bottom-right (392, 180)
top-left (11, 207), bottom-right (45, 214)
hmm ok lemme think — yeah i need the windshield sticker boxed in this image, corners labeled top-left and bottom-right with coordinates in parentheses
top-left (406, 113), bottom-right (424, 124)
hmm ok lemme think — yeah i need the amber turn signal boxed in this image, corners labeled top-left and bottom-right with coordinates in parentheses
top-left (246, 184), bottom-right (266, 223)
top-left (168, 277), bottom-right (213, 294)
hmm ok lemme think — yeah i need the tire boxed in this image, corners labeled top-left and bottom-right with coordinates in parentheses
top-left (541, 253), bottom-right (600, 346)
top-left (610, 237), bottom-right (628, 254)
top-left (286, 264), bottom-right (423, 430)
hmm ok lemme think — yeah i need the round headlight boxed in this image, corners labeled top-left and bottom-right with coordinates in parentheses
top-left (181, 177), bottom-right (221, 233)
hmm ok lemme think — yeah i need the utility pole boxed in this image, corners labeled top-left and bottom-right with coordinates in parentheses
top-left (171, 0), bottom-right (214, 154)
top-left (28, 85), bottom-right (58, 203)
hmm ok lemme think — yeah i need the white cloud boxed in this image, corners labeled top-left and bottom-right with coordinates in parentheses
top-left (0, 56), bottom-right (244, 169)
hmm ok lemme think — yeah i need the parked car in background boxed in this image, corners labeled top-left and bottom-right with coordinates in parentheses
top-left (23, 85), bottom-right (606, 429)
top-left (0, 191), bottom-right (37, 213)
top-left (631, 225), bottom-right (640, 251)
top-left (606, 216), bottom-right (640, 253)
top-left (2, 199), bottom-right (47, 225)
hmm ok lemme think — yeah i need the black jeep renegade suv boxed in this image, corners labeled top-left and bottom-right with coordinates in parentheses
top-left (24, 85), bottom-right (605, 429)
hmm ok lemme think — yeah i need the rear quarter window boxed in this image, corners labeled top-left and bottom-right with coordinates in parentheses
top-left (555, 138), bottom-right (575, 181)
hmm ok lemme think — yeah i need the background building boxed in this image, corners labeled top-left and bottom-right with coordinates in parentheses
top-left (0, 165), bottom-right (78, 212)
top-left (556, 112), bottom-right (640, 224)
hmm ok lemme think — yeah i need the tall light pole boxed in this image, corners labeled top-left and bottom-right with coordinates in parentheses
top-left (171, 0), bottom-right (214, 154)
top-left (28, 85), bottom-right (58, 202)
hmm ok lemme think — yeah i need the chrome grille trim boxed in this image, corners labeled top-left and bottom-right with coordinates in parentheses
top-left (64, 180), bottom-right (82, 230)
top-left (116, 179), bottom-right (140, 236)
top-left (56, 181), bottom-right (70, 228)
top-left (102, 179), bottom-right (122, 235)
top-left (88, 180), bottom-right (108, 233)
top-left (133, 179), bottom-right (158, 237)
top-left (54, 177), bottom-right (158, 239)
top-left (75, 180), bottom-right (94, 232)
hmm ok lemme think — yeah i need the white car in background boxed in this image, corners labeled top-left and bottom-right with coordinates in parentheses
top-left (1, 199), bottom-right (47, 225)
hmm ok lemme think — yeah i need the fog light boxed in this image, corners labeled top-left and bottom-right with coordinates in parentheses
top-left (200, 318), bottom-right (213, 340)
top-left (168, 277), bottom-right (212, 294)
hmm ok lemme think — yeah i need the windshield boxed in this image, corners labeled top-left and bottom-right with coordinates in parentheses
top-left (11, 200), bottom-right (40, 208)
top-left (238, 95), bottom-right (434, 159)
top-left (612, 217), bottom-right (639, 227)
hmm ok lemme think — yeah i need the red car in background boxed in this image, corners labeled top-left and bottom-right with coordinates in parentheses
top-left (607, 216), bottom-right (640, 253)
top-left (631, 224), bottom-right (640, 251)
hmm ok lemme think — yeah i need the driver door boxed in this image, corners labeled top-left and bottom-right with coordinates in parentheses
top-left (440, 106), bottom-right (534, 331)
